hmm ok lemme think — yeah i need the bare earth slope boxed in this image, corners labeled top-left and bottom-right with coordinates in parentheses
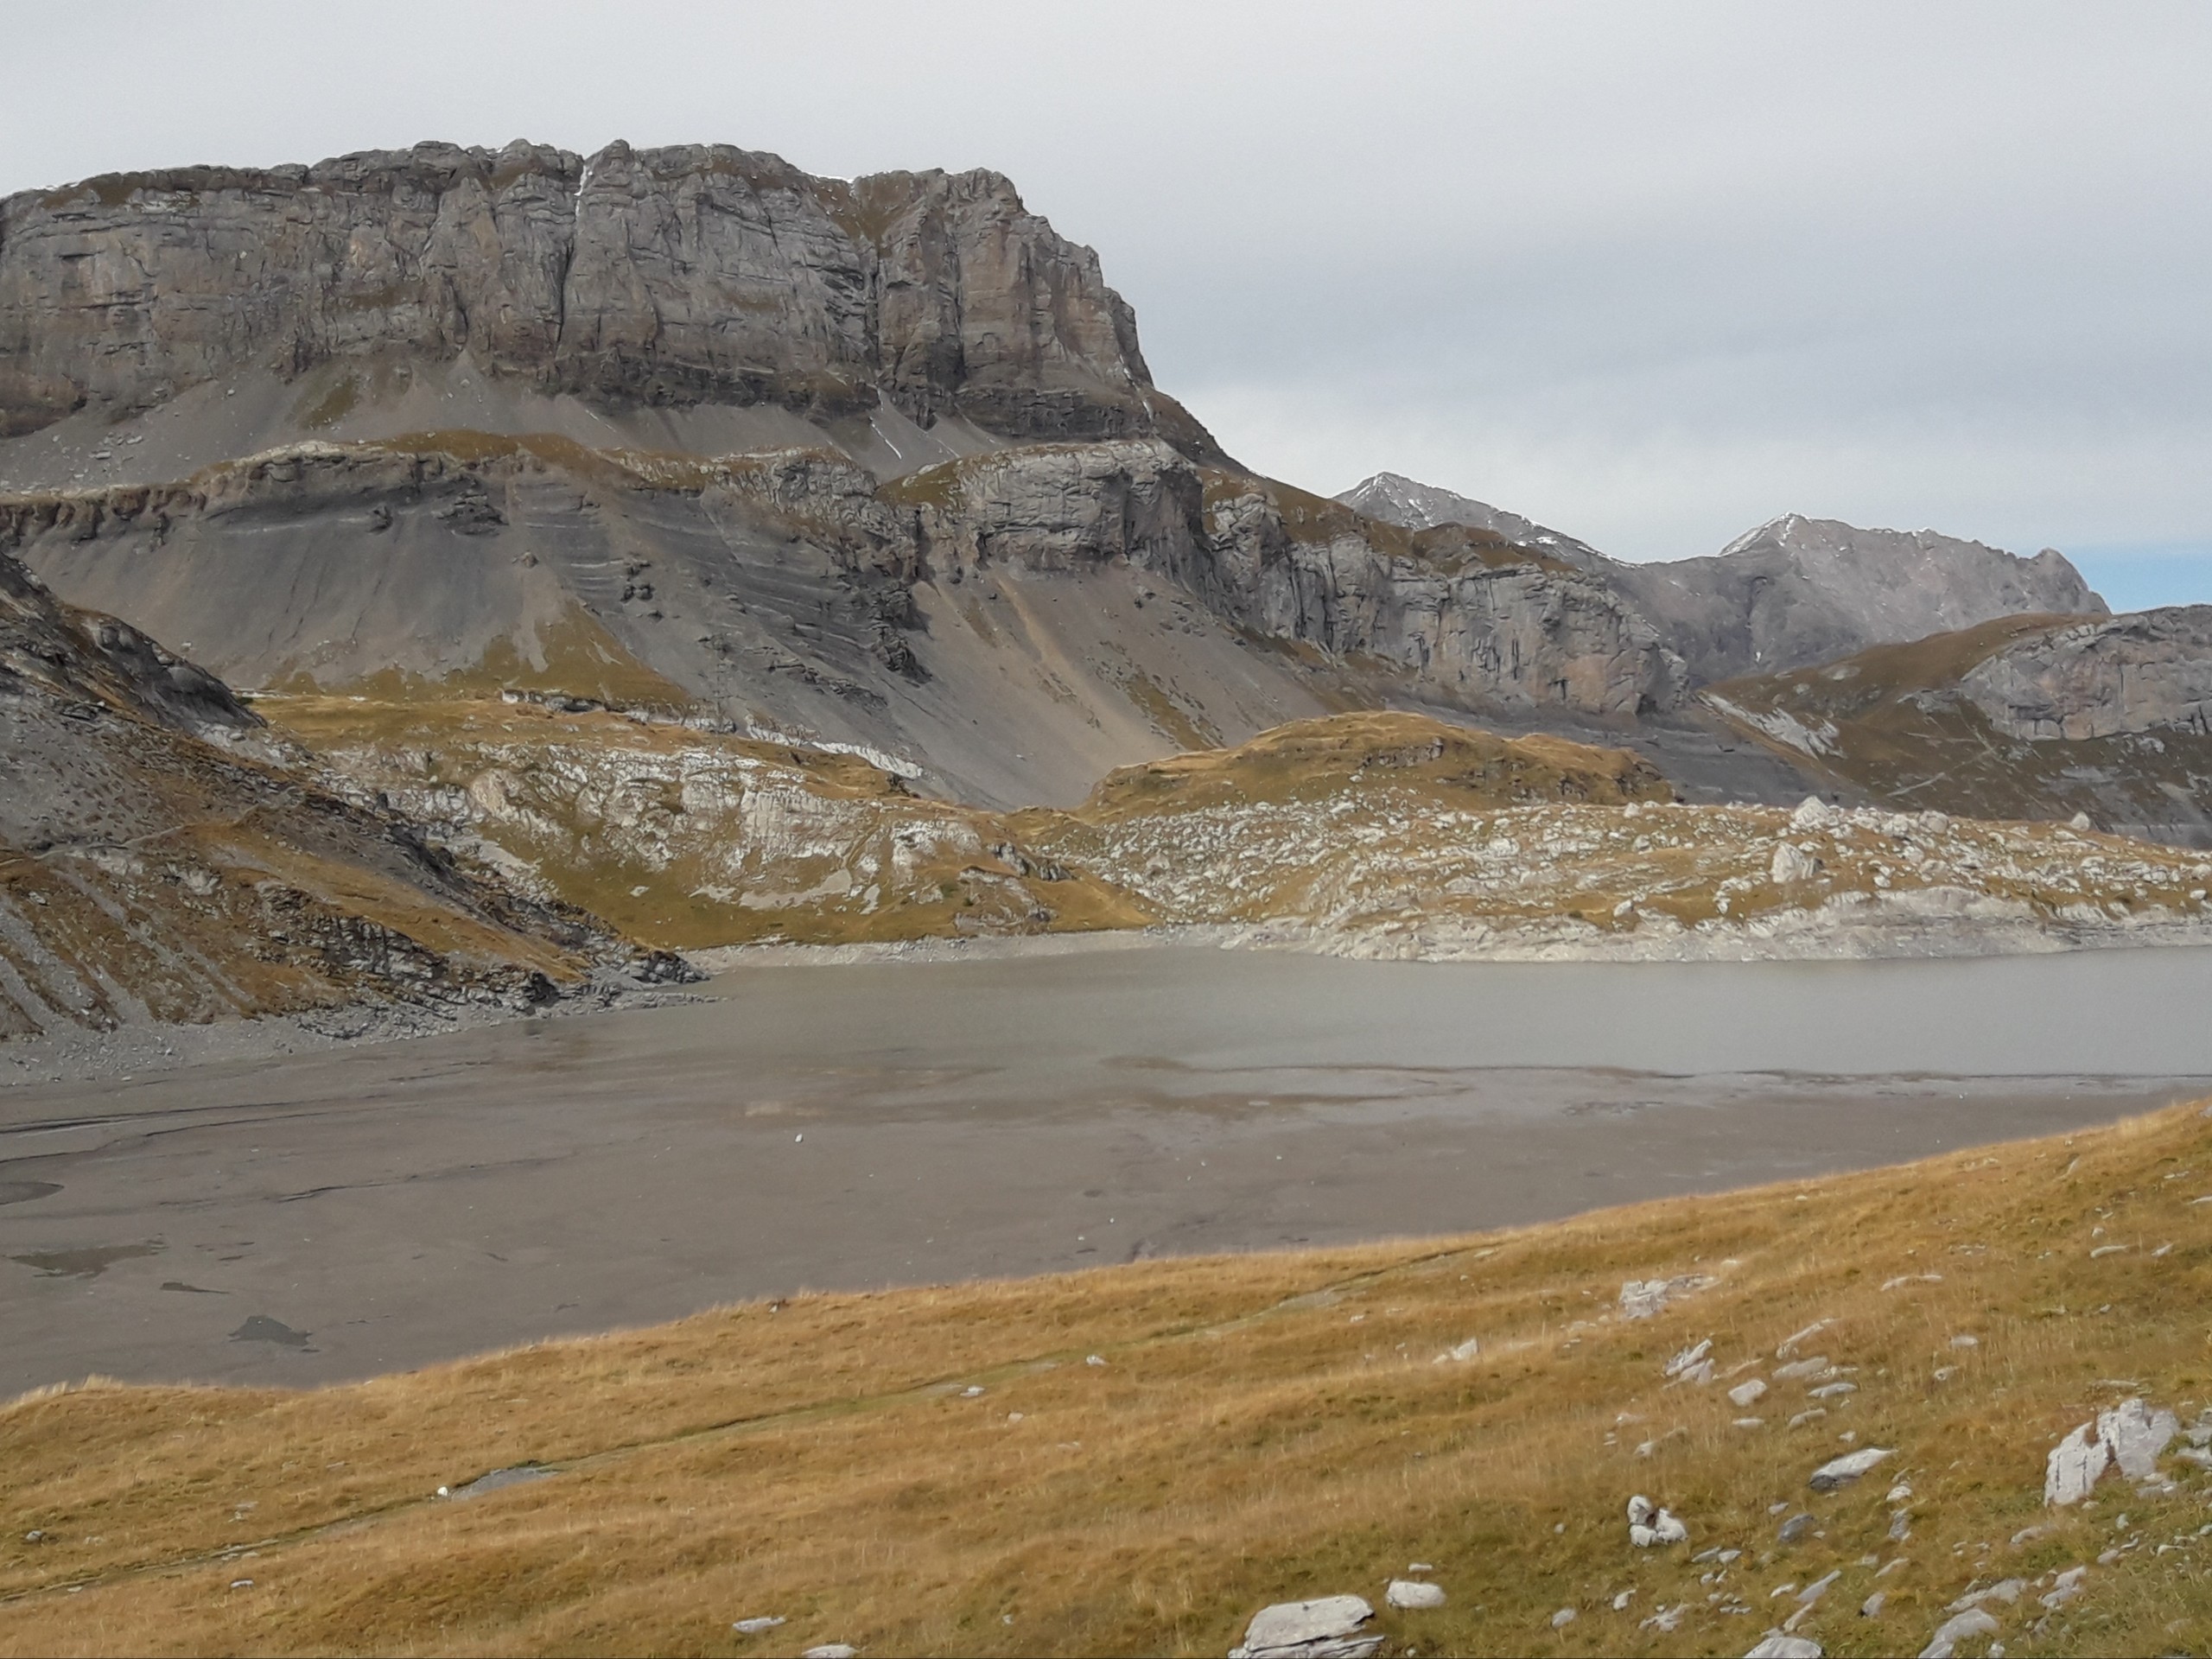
top-left (0, 549), bottom-right (610, 1036)
top-left (3, 1097), bottom-right (2209, 1656)
top-left (1704, 608), bottom-right (2212, 846)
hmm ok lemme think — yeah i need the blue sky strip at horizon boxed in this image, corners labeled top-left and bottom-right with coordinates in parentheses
top-left (3, 1), bottom-right (2206, 602)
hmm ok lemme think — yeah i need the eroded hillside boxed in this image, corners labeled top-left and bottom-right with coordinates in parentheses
top-left (0, 551), bottom-right (615, 1038)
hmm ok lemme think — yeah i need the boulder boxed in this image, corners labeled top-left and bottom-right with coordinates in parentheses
top-left (1808, 1446), bottom-right (1894, 1491)
top-left (1229, 1595), bottom-right (1381, 1659)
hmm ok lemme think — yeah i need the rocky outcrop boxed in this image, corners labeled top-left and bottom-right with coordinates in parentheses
top-left (901, 445), bottom-right (1688, 716)
top-left (0, 140), bottom-right (1223, 460)
top-left (1208, 475), bottom-right (1687, 715)
top-left (1958, 607), bottom-right (2212, 741)
top-left (0, 543), bottom-right (607, 1035)
top-left (1612, 515), bottom-right (2107, 683)
top-left (1340, 474), bottom-right (2110, 684)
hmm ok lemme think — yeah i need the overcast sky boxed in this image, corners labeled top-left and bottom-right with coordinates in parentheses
top-left (7, 1), bottom-right (2208, 602)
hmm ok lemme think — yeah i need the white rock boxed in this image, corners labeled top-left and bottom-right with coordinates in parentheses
top-left (1629, 1523), bottom-right (1659, 1548)
top-left (1746, 1637), bottom-right (1824, 1658)
top-left (1627, 1494), bottom-right (1656, 1527)
top-left (1549, 1607), bottom-right (1576, 1629)
top-left (1433, 1337), bottom-right (1480, 1363)
top-left (2038, 1566), bottom-right (2088, 1610)
top-left (1085, 1354), bottom-right (1107, 1367)
top-left (734, 1616), bottom-right (786, 1634)
top-left (1653, 1509), bottom-right (1689, 1544)
top-left (1642, 1605), bottom-right (1687, 1632)
top-left (1612, 1589), bottom-right (1636, 1610)
top-left (1808, 1446), bottom-right (1894, 1491)
top-left (1776, 1319), bottom-right (1834, 1358)
top-left (1771, 842), bottom-right (1823, 884)
top-left (1619, 1274), bottom-right (1716, 1319)
top-left (1730, 1378), bottom-right (1770, 1408)
top-left (802, 1648), bottom-right (860, 1659)
top-left (1230, 1595), bottom-right (1379, 1659)
top-left (2098, 1397), bottom-right (2177, 1479)
top-left (1917, 1607), bottom-right (1999, 1658)
top-left (2045, 1421), bottom-right (2110, 1505)
top-left (1947, 1579), bottom-right (2024, 1612)
top-left (1385, 1580), bottom-right (1445, 1610)
top-left (1789, 796), bottom-right (1837, 831)
top-left (2070, 812), bottom-right (2094, 830)
top-left (1665, 1338), bottom-right (1715, 1379)
top-left (1861, 1591), bottom-right (1887, 1618)
top-left (1775, 1357), bottom-right (1830, 1380)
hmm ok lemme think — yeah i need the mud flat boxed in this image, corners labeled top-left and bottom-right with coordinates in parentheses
top-left (4, 942), bottom-right (2209, 1395)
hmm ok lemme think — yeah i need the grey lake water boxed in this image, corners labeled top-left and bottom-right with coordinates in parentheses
top-left (3, 941), bottom-right (2209, 1392)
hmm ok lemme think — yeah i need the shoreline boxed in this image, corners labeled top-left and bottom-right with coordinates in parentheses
top-left (11, 909), bottom-right (2212, 1091)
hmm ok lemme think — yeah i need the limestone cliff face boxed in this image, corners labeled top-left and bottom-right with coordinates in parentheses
top-left (0, 140), bottom-right (1221, 458)
top-left (905, 444), bottom-right (1686, 716)
top-left (1959, 607), bottom-right (2212, 741)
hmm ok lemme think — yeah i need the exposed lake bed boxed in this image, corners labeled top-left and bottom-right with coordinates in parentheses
top-left (5, 939), bottom-right (2209, 1395)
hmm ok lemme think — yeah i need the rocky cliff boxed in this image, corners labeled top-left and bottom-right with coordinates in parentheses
top-left (1957, 607), bottom-right (2212, 742)
top-left (900, 444), bottom-right (1688, 718)
top-left (0, 140), bottom-right (1224, 461)
top-left (1339, 476), bottom-right (2109, 683)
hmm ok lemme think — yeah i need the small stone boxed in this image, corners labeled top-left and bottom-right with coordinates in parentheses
top-left (1885, 1483), bottom-right (1913, 1504)
top-left (1916, 1607), bottom-right (1999, 1658)
top-left (1550, 1607), bottom-right (1576, 1629)
top-left (1809, 1446), bottom-right (1894, 1491)
top-left (1745, 1637), bottom-right (1823, 1658)
top-left (1407, 1562), bottom-right (1435, 1573)
top-left (1861, 1591), bottom-right (1887, 1618)
top-left (1086, 1355), bottom-right (1106, 1367)
top-left (1386, 1580), bottom-right (1446, 1610)
top-left (1948, 1334), bottom-right (1979, 1349)
top-left (801, 1647), bottom-right (858, 1659)
top-left (1730, 1379), bottom-right (1770, 1408)
top-left (1434, 1337), bottom-right (1480, 1363)
top-left (1808, 1381), bottom-right (1857, 1399)
top-left (1628, 1495), bottom-right (1656, 1528)
top-left (1779, 1513), bottom-right (1815, 1544)
top-left (734, 1617), bottom-right (786, 1635)
top-left (1613, 1589), bottom-right (1636, 1610)
top-left (1653, 1510), bottom-right (1689, 1545)
top-left (961, 1385), bottom-right (985, 1398)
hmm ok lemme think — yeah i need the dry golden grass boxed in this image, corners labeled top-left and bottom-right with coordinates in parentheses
top-left (5, 1103), bottom-right (2212, 1656)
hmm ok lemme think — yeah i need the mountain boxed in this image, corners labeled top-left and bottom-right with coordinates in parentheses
top-left (1334, 471), bottom-right (1614, 572)
top-left (1611, 513), bottom-right (2107, 683)
top-left (0, 545), bottom-right (616, 1036)
top-left (0, 140), bottom-right (1223, 472)
top-left (1338, 475), bottom-right (2108, 683)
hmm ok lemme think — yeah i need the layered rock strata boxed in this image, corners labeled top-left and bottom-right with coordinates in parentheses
top-left (0, 141), bottom-right (1222, 461)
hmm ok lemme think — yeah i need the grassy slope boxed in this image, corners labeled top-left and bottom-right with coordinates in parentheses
top-left (1703, 619), bottom-right (2212, 831)
top-left (4, 1103), bottom-right (2211, 1656)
